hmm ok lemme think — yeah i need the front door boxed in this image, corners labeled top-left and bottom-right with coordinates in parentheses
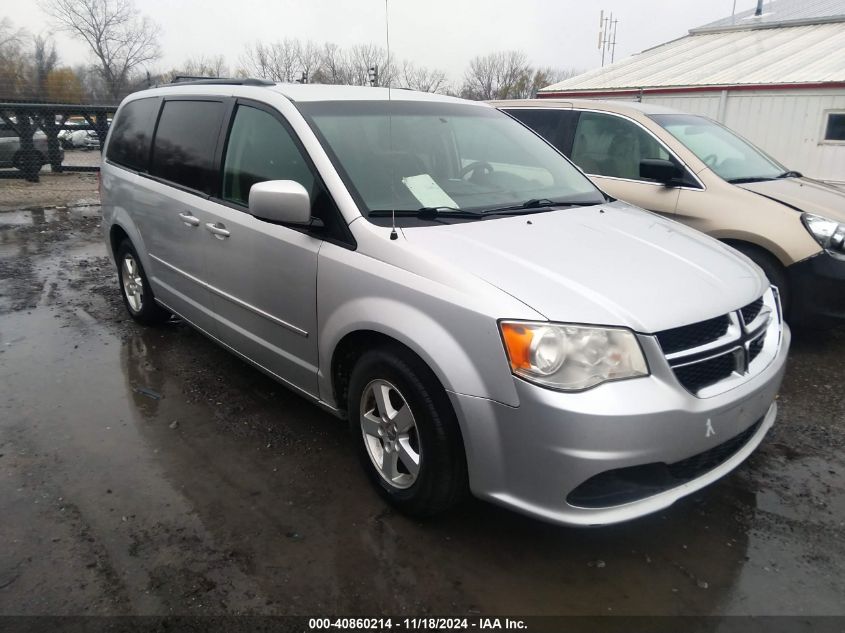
top-left (570, 111), bottom-right (682, 216)
top-left (201, 102), bottom-right (322, 396)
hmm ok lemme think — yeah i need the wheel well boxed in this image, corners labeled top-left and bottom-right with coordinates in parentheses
top-left (109, 224), bottom-right (129, 259)
top-left (331, 330), bottom-right (443, 414)
top-left (722, 239), bottom-right (786, 271)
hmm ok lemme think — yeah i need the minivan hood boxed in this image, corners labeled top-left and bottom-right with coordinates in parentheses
top-left (736, 177), bottom-right (845, 223)
top-left (402, 202), bottom-right (767, 333)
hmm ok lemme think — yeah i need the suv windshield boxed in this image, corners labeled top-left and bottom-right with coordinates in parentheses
top-left (297, 100), bottom-right (604, 220)
top-left (650, 113), bottom-right (786, 184)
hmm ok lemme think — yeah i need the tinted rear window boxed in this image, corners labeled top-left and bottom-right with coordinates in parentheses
top-left (150, 100), bottom-right (225, 194)
top-left (506, 109), bottom-right (579, 155)
top-left (106, 97), bottom-right (160, 170)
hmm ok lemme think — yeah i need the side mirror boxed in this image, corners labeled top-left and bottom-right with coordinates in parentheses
top-left (248, 180), bottom-right (311, 225)
top-left (640, 159), bottom-right (683, 187)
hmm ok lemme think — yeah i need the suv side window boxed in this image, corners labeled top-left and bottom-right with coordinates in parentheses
top-left (506, 109), bottom-right (580, 155)
top-left (222, 103), bottom-right (350, 244)
top-left (150, 99), bottom-right (225, 194)
top-left (106, 97), bottom-right (160, 171)
top-left (222, 105), bottom-right (314, 205)
top-left (571, 111), bottom-right (673, 181)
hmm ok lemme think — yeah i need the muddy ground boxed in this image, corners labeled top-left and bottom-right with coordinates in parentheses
top-left (0, 191), bottom-right (843, 617)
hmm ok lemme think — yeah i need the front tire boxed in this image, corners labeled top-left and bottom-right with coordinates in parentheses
top-left (116, 239), bottom-right (170, 326)
top-left (348, 346), bottom-right (468, 517)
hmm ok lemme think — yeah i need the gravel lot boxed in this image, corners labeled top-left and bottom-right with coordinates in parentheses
top-left (0, 186), bottom-right (843, 617)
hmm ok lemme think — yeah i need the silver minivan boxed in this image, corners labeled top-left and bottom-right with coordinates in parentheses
top-left (100, 80), bottom-right (790, 526)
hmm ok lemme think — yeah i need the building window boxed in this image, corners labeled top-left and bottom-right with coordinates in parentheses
top-left (824, 112), bottom-right (845, 142)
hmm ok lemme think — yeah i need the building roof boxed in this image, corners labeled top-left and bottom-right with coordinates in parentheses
top-left (540, 1), bottom-right (845, 96)
top-left (692, 0), bottom-right (845, 33)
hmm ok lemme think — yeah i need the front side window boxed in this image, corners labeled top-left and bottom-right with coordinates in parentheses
top-left (150, 100), bottom-right (225, 194)
top-left (222, 105), bottom-right (315, 206)
top-left (106, 97), bottom-right (160, 171)
top-left (824, 112), bottom-right (845, 142)
top-left (297, 100), bottom-right (603, 222)
top-left (571, 111), bottom-right (672, 181)
top-left (651, 113), bottom-right (785, 183)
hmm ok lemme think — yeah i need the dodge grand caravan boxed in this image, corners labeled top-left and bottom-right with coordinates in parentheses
top-left (100, 80), bottom-right (790, 526)
top-left (495, 99), bottom-right (845, 326)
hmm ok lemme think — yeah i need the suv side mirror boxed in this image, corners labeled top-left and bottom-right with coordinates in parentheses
top-left (248, 180), bottom-right (312, 225)
top-left (640, 159), bottom-right (683, 187)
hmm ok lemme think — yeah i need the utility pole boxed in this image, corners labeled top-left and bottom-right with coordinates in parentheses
top-left (598, 11), bottom-right (620, 67)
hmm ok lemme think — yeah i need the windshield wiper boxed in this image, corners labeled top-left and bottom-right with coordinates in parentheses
top-left (368, 207), bottom-right (483, 220)
top-left (726, 176), bottom-right (774, 184)
top-left (481, 199), bottom-right (595, 216)
top-left (776, 170), bottom-right (802, 179)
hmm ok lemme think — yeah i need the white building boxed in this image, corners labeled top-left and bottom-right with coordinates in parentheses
top-left (539, 0), bottom-right (845, 186)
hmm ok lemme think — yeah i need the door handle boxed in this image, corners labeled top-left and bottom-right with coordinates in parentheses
top-left (205, 222), bottom-right (230, 239)
top-left (179, 211), bottom-right (200, 227)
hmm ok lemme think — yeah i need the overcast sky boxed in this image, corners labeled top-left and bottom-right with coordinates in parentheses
top-left (6, 0), bottom-right (759, 84)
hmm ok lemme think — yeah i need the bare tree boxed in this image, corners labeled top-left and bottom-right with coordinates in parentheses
top-left (42, 0), bottom-right (161, 100)
top-left (296, 40), bottom-right (323, 83)
top-left (179, 54), bottom-right (229, 78)
top-left (0, 18), bottom-right (28, 98)
top-left (240, 39), bottom-right (301, 83)
top-left (346, 43), bottom-right (396, 86)
top-left (312, 42), bottom-right (352, 85)
top-left (400, 61), bottom-right (449, 94)
top-left (33, 35), bottom-right (59, 99)
top-left (460, 50), bottom-right (531, 100)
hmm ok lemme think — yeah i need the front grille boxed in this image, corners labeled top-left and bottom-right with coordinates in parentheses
top-left (654, 292), bottom-right (778, 397)
top-left (673, 353), bottom-right (736, 393)
top-left (741, 297), bottom-right (764, 324)
top-left (567, 419), bottom-right (763, 509)
top-left (655, 314), bottom-right (730, 355)
top-left (748, 335), bottom-right (765, 363)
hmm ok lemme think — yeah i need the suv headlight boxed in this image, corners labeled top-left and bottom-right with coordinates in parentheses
top-left (499, 321), bottom-right (649, 391)
top-left (802, 213), bottom-right (845, 259)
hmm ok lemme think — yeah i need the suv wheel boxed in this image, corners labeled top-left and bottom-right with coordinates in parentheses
top-left (116, 239), bottom-right (170, 325)
top-left (348, 347), bottom-right (468, 516)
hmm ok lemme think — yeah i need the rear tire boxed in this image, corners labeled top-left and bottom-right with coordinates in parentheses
top-left (729, 243), bottom-right (791, 316)
top-left (347, 346), bottom-right (468, 517)
top-left (116, 239), bottom-right (170, 326)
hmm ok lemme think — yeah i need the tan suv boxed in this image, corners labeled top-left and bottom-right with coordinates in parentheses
top-left (493, 99), bottom-right (845, 326)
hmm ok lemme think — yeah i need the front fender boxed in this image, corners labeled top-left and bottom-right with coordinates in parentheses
top-left (316, 243), bottom-right (540, 410)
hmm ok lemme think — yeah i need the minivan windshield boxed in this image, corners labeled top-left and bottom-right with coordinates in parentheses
top-left (650, 113), bottom-right (787, 184)
top-left (297, 100), bottom-right (605, 220)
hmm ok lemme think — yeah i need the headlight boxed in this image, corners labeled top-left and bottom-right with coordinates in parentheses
top-left (802, 213), bottom-right (845, 259)
top-left (499, 321), bottom-right (649, 391)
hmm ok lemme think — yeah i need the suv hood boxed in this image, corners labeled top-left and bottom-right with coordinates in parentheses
top-left (737, 177), bottom-right (845, 223)
top-left (402, 202), bottom-right (767, 334)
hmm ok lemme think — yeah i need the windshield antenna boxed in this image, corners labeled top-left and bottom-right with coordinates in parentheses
top-left (385, 0), bottom-right (398, 240)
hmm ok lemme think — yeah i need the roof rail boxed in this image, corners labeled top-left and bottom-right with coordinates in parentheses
top-left (169, 76), bottom-right (275, 86)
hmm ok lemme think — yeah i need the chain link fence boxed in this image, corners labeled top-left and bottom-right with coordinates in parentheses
top-left (0, 102), bottom-right (113, 211)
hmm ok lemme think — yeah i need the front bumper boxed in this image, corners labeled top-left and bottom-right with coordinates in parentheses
top-left (787, 251), bottom-right (845, 326)
top-left (449, 325), bottom-right (791, 526)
